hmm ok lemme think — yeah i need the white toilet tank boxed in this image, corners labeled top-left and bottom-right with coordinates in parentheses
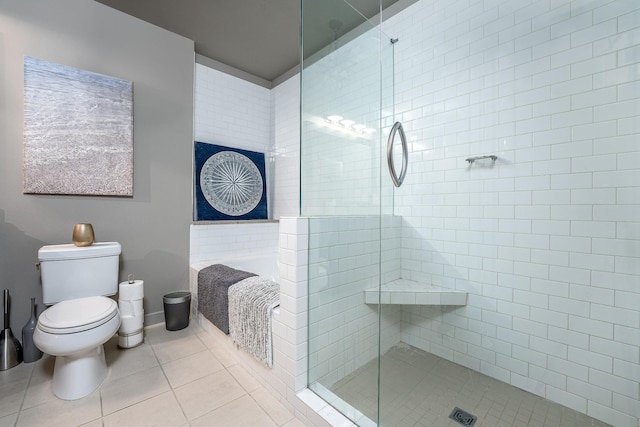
top-left (38, 242), bottom-right (121, 304)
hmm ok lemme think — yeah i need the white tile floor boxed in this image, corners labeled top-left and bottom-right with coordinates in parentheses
top-left (0, 323), bottom-right (306, 427)
top-left (1, 324), bottom-right (617, 427)
top-left (331, 343), bottom-right (612, 427)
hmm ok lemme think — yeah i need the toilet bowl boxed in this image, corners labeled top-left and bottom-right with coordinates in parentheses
top-left (33, 296), bottom-right (120, 400)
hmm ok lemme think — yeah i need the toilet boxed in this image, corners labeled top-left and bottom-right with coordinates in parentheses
top-left (33, 242), bottom-right (121, 400)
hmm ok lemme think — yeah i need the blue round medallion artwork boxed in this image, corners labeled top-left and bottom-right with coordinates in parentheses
top-left (195, 142), bottom-right (268, 220)
top-left (200, 151), bottom-right (263, 216)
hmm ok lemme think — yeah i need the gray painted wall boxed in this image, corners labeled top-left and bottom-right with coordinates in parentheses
top-left (0, 0), bottom-right (194, 331)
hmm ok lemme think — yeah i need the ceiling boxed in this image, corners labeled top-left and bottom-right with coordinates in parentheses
top-left (96, 0), bottom-right (405, 83)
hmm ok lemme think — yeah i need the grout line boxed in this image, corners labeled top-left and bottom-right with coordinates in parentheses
top-left (16, 365), bottom-right (35, 421)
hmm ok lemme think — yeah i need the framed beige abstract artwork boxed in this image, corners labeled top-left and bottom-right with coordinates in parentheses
top-left (23, 56), bottom-right (133, 196)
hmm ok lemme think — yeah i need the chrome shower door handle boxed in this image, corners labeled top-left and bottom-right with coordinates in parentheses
top-left (386, 121), bottom-right (408, 187)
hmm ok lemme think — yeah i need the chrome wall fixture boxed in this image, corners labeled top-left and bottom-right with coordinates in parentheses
top-left (465, 155), bottom-right (497, 164)
top-left (387, 121), bottom-right (408, 187)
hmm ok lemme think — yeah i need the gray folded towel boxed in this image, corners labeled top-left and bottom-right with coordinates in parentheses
top-left (198, 264), bottom-right (257, 334)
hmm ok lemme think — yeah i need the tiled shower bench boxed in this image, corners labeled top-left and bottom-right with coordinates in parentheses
top-left (364, 279), bottom-right (467, 306)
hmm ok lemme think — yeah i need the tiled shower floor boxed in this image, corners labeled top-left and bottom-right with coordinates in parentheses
top-left (330, 343), bottom-right (611, 427)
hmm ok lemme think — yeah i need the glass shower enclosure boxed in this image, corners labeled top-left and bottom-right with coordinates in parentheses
top-left (302, 0), bottom-right (399, 425)
top-left (302, 1), bottom-right (639, 426)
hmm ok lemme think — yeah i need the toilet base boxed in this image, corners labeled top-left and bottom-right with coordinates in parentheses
top-left (52, 345), bottom-right (108, 400)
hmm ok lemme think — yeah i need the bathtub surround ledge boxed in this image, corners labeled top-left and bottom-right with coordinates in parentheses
top-left (190, 218), bottom-right (338, 426)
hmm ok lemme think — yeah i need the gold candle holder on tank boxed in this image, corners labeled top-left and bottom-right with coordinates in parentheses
top-left (72, 223), bottom-right (95, 247)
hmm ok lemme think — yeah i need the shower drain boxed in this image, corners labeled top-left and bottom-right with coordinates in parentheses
top-left (448, 407), bottom-right (477, 426)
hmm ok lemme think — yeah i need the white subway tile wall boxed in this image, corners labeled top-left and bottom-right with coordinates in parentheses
top-left (189, 222), bottom-right (279, 264)
top-left (307, 215), bottom-right (402, 391)
top-left (277, 217), bottom-right (310, 393)
top-left (272, 76), bottom-right (301, 219)
top-left (276, 218), bottom-right (353, 426)
top-left (300, 25), bottom-right (391, 216)
top-left (372, 1), bottom-right (639, 426)
top-left (194, 64), bottom-right (270, 154)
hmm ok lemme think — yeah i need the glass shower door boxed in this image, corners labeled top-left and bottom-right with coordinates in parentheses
top-left (302, 0), bottom-right (397, 424)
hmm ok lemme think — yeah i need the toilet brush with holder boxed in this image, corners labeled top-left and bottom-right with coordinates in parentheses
top-left (0, 289), bottom-right (23, 370)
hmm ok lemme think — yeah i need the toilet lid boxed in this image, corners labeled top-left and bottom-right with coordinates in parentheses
top-left (38, 296), bottom-right (118, 334)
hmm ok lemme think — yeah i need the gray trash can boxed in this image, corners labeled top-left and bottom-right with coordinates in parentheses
top-left (163, 291), bottom-right (191, 331)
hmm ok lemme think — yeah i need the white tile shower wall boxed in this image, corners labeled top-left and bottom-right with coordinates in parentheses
top-left (277, 217), bottom-right (344, 426)
top-left (307, 215), bottom-right (402, 390)
top-left (277, 217), bottom-right (310, 394)
top-left (301, 29), bottom-right (387, 216)
top-left (380, 1), bottom-right (639, 426)
top-left (189, 222), bottom-right (279, 264)
top-left (272, 75), bottom-right (301, 219)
